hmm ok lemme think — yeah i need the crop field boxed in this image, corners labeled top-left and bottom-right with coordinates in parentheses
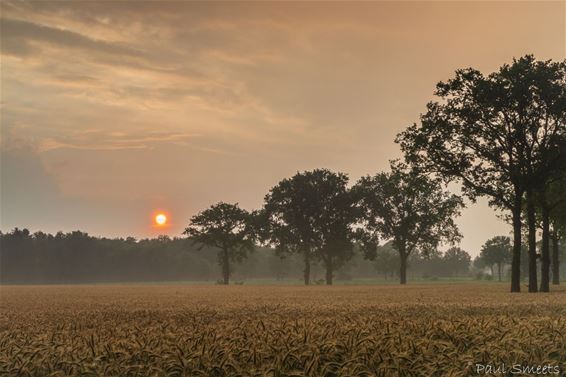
top-left (1, 284), bottom-right (566, 376)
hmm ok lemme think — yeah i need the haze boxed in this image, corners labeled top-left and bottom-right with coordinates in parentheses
top-left (1, 1), bottom-right (564, 256)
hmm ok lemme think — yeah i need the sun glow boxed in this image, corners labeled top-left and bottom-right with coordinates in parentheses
top-left (155, 213), bottom-right (167, 225)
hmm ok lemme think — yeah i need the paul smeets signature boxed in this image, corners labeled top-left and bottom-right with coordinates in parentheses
top-left (475, 363), bottom-right (561, 375)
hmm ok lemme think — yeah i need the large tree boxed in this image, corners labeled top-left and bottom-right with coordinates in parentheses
top-left (479, 236), bottom-right (512, 282)
top-left (183, 202), bottom-right (255, 285)
top-left (397, 55), bottom-right (566, 292)
top-left (354, 161), bottom-right (463, 284)
top-left (261, 169), bottom-right (357, 285)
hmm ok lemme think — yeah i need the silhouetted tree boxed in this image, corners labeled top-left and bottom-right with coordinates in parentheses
top-left (183, 202), bottom-right (255, 285)
top-left (479, 236), bottom-right (512, 282)
top-left (443, 247), bottom-right (472, 277)
top-left (316, 184), bottom-right (358, 285)
top-left (397, 55), bottom-right (566, 292)
top-left (354, 160), bottom-right (463, 284)
top-left (261, 169), bottom-right (357, 285)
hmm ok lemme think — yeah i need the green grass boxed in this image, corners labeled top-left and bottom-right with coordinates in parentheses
top-left (26, 276), bottom-right (563, 286)
top-left (234, 277), bottom-right (508, 285)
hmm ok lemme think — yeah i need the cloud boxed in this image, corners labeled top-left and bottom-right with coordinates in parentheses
top-left (37, 131), bottom-right (199, 151)
top-left (1, 17), bottom-right (143, 58)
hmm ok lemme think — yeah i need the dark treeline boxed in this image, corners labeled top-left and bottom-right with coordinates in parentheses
top-left (0, 230), bottom-right (217, 284)
top-left (0, 229), bottom-right (475, 284)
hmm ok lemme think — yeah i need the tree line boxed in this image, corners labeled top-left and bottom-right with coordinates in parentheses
top-left (475, 235), bottom-right (566, 283)
top-left (185, 164), bottom-right (463, 286)
top-left (0, 228), bottom-right (477, 284)
top-left (185, 55), bottom-right (566, 291)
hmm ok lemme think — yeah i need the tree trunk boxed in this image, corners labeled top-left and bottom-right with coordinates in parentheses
top-left (490, 265), bottom-right (494, 278)
top-left (497, 263), bottom-right (502, 282)
top-left (399, 251), bottom-right (407, 285)
top-left (552, 232), bottom-right (560, 285)
top-left (303, 250), bottom-right (311, 285)
top-left (526, 189), bottom-right (538, 293)
top-left (540, 204), bottom-right (550, 292)
top-left (510, 191), bottom-right (523, 293)
top-left (325, 258), bottom-right (333, 285)
top-left (222, 248), bottom-right (230, 285)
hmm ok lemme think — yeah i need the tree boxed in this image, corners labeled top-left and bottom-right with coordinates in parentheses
top-left (183, 202), bottom-right (255, 285)
top-left (397, 55), bottom-right (566, 292)
top-left (549, 181), bottom-right (566, 284)
top-left (409, 249), bottom-right (444, 279)
top-left (472, 255), bottom-right (490, 277)
top-left (373, 242), bottom-right (400, 280)
top-left (480, 236), bottom-right (512, 282)
top-left (315, 182), bottom-right (358, 285)
top-left (443, 247), bottom-right (472, 277)
top-left (354, 160), bottom-right (463, 284)
top-left (539, 174), bottom-right (566, 288)
top-left (261, 169), bottom-right (357, 285)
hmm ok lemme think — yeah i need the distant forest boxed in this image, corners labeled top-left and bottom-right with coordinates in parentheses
top-left (1, 228), bottom-right (475, 284)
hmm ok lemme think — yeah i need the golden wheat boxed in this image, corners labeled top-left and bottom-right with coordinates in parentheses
top-left (1, 284), bottom-right (565, 376)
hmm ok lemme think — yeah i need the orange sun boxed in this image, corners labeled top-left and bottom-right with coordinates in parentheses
top-left (155, 213), bottom-right (167, 226)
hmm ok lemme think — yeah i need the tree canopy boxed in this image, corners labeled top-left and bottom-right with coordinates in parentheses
top-left (354, 160), bottom-right (463, 284)
top-left (397, 55), bottom-right (566, 292)
top-left (479, 236), bottom-right (512, 282)
top-left (183, 202), bottom-right (255, 284)
top-left (261, 169), bottom-right (358, 285)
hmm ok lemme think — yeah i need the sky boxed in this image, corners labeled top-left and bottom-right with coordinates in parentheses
top-left (1, 1), bottom-right (564, 256)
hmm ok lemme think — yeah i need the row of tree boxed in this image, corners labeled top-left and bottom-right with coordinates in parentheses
top-left (0, 230), bottom-right (217, 283)
top-left (0, 228), bottom-right (478, 284)
top-left (185, 162), bottom-right (463, 285)
top-left (2, 227), bottom-right (563, 284)
top-left (186, 55), bottom-right (566, 291)
top-left (475, 235), bottom-right (566, 283)
top-left (397, 55), bottom-right (566, 292)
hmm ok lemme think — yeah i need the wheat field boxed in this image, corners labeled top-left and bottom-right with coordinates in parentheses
top-left (1, 284), bottom-right (565, 376)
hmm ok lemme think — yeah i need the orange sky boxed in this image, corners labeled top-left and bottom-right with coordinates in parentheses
top-left (1, 1), bottom-right (564, 255)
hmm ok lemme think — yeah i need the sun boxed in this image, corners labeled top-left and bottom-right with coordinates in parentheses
top-left (155, 213), bottom-right (167, 226)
